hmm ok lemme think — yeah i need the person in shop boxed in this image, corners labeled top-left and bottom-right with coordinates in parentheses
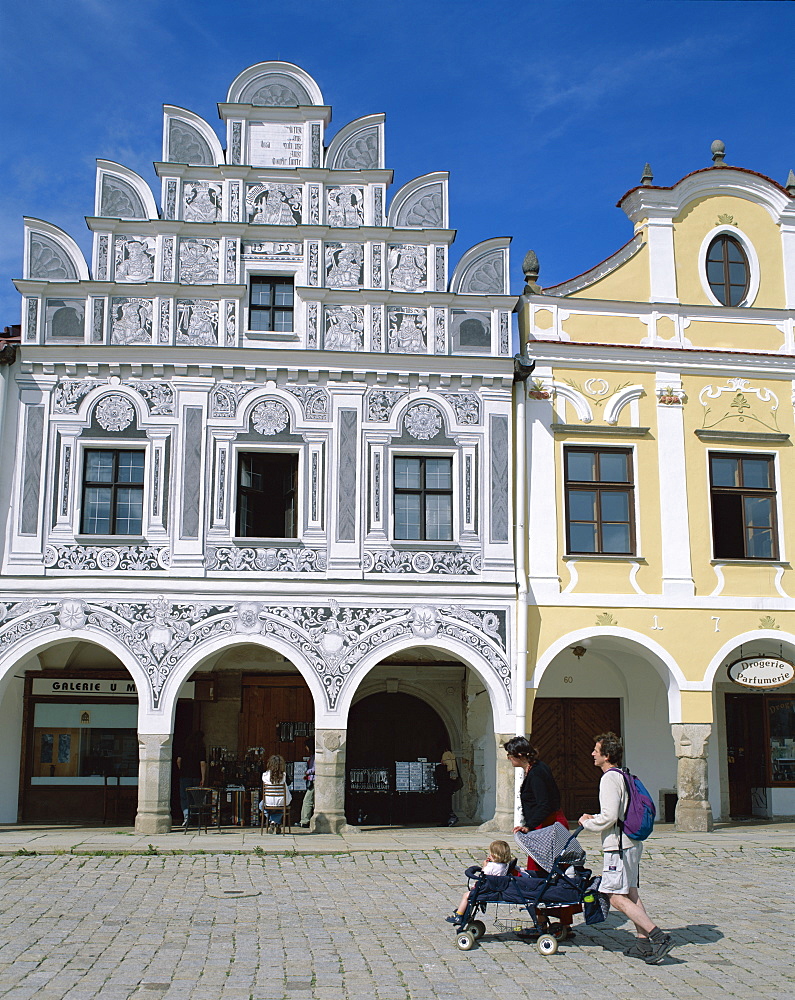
top-left (435, 746), bottom-right (461, 827)
top-left (298, 741), bottom-right (315, 828)
top-left (176, 730), bottom-right (207, 829)
top-left (260, 754), bottom-right (292, 833)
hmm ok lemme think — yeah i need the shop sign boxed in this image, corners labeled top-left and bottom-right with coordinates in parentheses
top-left (32, 678), bottom-right (138, 697)
top-left (728, 656), bottom-right (795, 689)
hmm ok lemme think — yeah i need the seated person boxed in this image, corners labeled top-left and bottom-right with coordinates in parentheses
top-left (445, 840), bottom-right (512, 923)
top-left (260, 754), bottom-right (292, 831)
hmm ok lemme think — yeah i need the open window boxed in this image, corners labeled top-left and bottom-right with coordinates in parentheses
top-left (236, 452), bottom-right (298, 538)
top-left (710, 452), bottom-right (777, 559)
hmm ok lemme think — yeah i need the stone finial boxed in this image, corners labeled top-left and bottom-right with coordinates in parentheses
top-left (641, 163), bottom-right (654, 186)
top-left (786, 169), bottom-right (795, 196)
top-left (522, 249), bottom-right (542, 294)
top-left (711, 139), bottom-right (726, 165)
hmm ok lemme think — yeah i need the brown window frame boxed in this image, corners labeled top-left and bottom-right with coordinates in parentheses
top-left (706, 234), bottom-right (750, 306)
top-left (709, 452), bottom-right (778, 561)
top-left (564, 447), bottom-right (635, 556)
top-left (248, 276), bottom-right (294, 333)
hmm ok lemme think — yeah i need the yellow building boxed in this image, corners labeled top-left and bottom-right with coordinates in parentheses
top-left (516, 142), bottom-right (795, 830)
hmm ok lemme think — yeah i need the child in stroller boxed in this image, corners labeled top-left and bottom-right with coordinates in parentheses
top-left (445, 840), bottom-right (514, 924)
top-left (447, 823), bottom-right (609, 955)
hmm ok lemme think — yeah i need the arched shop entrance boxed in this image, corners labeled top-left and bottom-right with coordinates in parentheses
top-left (345, 692), bottom-right (449, 825)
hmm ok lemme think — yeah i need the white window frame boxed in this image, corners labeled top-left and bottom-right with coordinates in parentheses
top-left (230, 443), bottom-right (303, 542)
top-left (389, 447), bottom-right (458, 545)
top-left (74, 441), bottom-right (150, 541)
top-left (699, 225), bottom-right (760, 308)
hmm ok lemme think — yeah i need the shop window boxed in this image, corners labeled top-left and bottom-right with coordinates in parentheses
top-left (710, 453), bottom-right (777, 559)
top-left (81, 449), bottom-right (144, 535)
top-left (769, 696), bottom-right (795, 783)
top-left (564, 447), bottom-right (634, 554)
top-left (236, 452), bottom-right (298, 537)
top-left (706, 234), bottom-right (749, 306)
top-left (393, 456), bottom-right (453, 541)
top-left (249, 276), bottom-right (294, 332)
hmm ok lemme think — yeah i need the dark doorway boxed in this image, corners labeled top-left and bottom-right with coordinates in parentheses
top-left (531, 697), bottom-right (622, 821)
top-left (725, 693), bottom-right (766, 818)
top-left (345, 692), bottom-right (449, 825)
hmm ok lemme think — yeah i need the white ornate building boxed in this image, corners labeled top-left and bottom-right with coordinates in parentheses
top-left (2, 62), bottom-right (518, 832)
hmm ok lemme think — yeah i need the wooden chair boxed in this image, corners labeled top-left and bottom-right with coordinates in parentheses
top-left (259, 782), bottom-right (291, 835)
top-left (185, 786), bottom-right (215, 833)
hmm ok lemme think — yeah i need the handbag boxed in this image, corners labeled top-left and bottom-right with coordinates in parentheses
top-left (450, 772), bottom-right (464, 792)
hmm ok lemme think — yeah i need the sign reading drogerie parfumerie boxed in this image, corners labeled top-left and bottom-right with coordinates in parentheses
top-left (728, 656), bottom-right (794, 689)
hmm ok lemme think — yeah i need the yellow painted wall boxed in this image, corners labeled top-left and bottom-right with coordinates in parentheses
top-left (673, 195), bottom-right (785, 309)
top-left (557, 312), bottom-right (647, 345)
top-left (565, 240), bottom-right (651, 302)
top-left (685, 319), bottom-right (784, 353)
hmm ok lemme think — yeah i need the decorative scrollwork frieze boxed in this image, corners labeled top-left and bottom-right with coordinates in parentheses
top-left (43, 544), bottom-right (170, 572)
top-left (362, 548), bottom-right (481, 575)
top-left (205, 547), bottom-right (327, 572)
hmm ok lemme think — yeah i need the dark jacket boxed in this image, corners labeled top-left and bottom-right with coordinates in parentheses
top-left (519, 760), bottom-right (561, 829)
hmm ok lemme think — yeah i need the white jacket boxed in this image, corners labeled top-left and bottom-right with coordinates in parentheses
top-left (262, 770), bottom-right (292, 808)
top-left (580, 769), bottom-right (636, 852)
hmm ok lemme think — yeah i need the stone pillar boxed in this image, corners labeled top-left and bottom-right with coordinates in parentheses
top-left (671, 723), bottom-right (714, 832)
top-left (135, 734), bottom-right (173, 835)
top-left (478, 732), bottom-right (515, 833)
top-left (312, 728), bottom-right (347, 834)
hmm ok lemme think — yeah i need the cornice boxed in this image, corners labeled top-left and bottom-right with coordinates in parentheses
top-left (153, 163), bottom-right (394, 185)
top-left (296, 286), bottom-right (516, 308)
top-left (216, 103), bottom-right (332, 124)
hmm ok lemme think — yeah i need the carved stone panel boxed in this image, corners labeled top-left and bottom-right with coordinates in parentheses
top-left (91, 298), bottom-right (105, 343)
top-left (246, 183), bottom-right (302, 224)
top-left (388, 245), bottom-right (427, 291)
top-left (326, 185), bottom-right (364, 227)
top-left (176, 299), bottom-right (219, 346)
top-left (114, 236), bottom-right (155, 282)
top-left (365, 387), bottom-right (408, 421)
top-left (337, 127), bottom-right (379, 169)
top-left (183, 181), bottom-right (222, 222)
top-left (96, 235), bottom-right (109, 281)
top-left (168, 120), bottom-right (213, 165)
top-left (325, 243), bottom-right (364, 288)
top-left (45, 299), bottom-right (85, 341)
top-left (178, 238), bottom-right (219, 284)
top-left (387, 306), bottom-right (426, 354)
top-left (460, 250), bottom-right (505, 293)
top-left (324, 305), bottom-right (364, 351)
top-left (25, 298), bottom-right (38, 342)
top-left (450, 310), bottom-right (492, 354)
top-left (395, 183), bottom-right (443, 228)
top-left (100, 175), bottom-right (146, 220)
top-left (110, 298), bottom-right (153, 345)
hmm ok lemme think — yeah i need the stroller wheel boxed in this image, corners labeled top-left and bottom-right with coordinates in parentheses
top-left (548, 922), bottom-right (569, 941)
top-left (468, 920), bottom-right (486, 940)
top-left (456, 931), bottom-right (476, 951)
top-left (537, 933), bottom-right (559, 956)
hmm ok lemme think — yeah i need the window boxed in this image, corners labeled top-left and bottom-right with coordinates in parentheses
top-left (236, 452), bottom-right (298, 537)
top-left (710, 453), bottom-right (777, 559)
top-left (81, 450), bottom-right (144, 535)
top-left (249, 276), bottom-right (294, 332)
top-left (706, 235), bottom-right (749, 306)
top-left (393, 457), bottom-right (453, 541)
top-left (565, 447), bottom-right (634, 554)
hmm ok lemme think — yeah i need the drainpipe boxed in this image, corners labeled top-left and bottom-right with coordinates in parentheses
top-left (513, 350), bottom-right (535, 737)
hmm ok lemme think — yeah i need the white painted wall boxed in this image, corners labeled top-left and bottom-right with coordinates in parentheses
top-left (0, 677), bottom-right (24, 822)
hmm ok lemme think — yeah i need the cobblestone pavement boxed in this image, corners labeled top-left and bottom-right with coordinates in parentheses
top-left (0, 835), bottom-right (792, 1000)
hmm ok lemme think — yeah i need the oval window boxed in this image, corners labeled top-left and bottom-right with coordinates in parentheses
top-left (706, 234), bottom-right (750, 306)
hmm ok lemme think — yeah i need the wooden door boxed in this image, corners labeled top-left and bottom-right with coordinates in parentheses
top-left (531, 698), bottom-right (621, 821)
top-left (32, 728), bottom-right (81, 778)
top-left (240, 675), bottom-right (314, 762)
top-left (725, 693), bottom-right (765, 818)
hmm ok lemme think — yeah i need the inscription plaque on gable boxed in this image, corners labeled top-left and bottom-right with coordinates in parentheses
top-left (249, 123), bottom-right (304, 167)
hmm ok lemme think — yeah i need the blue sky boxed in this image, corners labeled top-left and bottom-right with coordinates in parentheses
top-left (1, 0), bottom-right (794, 324)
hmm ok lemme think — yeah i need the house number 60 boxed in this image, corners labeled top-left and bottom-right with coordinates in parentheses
top-left (563, 676), bottom-right (573, 684)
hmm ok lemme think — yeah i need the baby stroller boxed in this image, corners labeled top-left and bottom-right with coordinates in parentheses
top-left (450, 823), bottom-right (608, 955)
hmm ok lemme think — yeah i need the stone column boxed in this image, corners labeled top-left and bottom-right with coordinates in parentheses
top-left (135, 734), bottom-right (173, 835)
top-left (671, 723), bottom-right (714, 832)
top-left (478, 732), bottom-right (515, 833)
top-left (312, 728), bottom-right (347, 834)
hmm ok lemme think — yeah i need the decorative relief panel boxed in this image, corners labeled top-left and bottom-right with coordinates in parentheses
top-left (325, 243), bottom-right (364, 288)
top-left (246, 183), bottom-right (302, 224)
top-left (230, 182), bottom-right (241, 222)
top-left (53, 379), bottom-right (102, 414)
top-left (372, 307), bottom-right (382, 352)
top-left (371, 243), bottom-right (383, 288)
top-left (309, 184), bottom-right (320, 224)
top-left (242, 240), bottom-right (303, 262)
top-left (389, 245), bottom-right (426, 291)
top-left (54, 379), bottom-right (174, 416)
top-left (168, 120), bottom-right (213, 166)
top-left (327, 185), bottom-right (364, 227)
top-left (699, 377), bottom-right (781, 433)
top-left (29, 234), bottom-right (78, 281)
top-left (210, 383), bottom-right (253, 418)
top-left (499, 312), bottom-right (509, 354)
top-left (164, 180), bottom-right (177, 221)
top-left (225, 301), bottom-right (236, 346)
top-left (96, 235), bottom-right (109, 281)
top-left (206, 547), bottom-right (326, 573)
top-left (365, 387), bottom-right (408, 421)
top-left (362, 550), bottom-right (482, 577)
top-left (285, 385), bottom-right (330, 420)
top-left (162, 237), bottom-right (174, 282)
top-left (435, 246), bottom-right (446, 291)
top-left (311, 124), bottom-right (321, 167)
top-left (434, 308), bottom-right (446, 354)
top-left (373, 187), bottom-right (384, 226)
top-left (91, 299), bottom-right (105, 343)
top-left (450, 309), bottom-right (491, 354)
top-left (307, 302), bottom-right (318, 348)
top-left (176, 299), bottom-right (218, 345)
top-left (224, 240), bottom-right (237, 283)
top-left (324, 305), bottom-right (364, 351)
top-left (337, 127), bottom-right (378, 169)
top-left (159, 300), bottom-right (171, 344)
top-left (459, 251), bottom-right (504, 294)
top-left (178, 238), bottom-right (219, 284)
top-left (111, 298), bottom-right (153, 345)
top-left (45, 299), bottom-right (85, 341)
top-left (444, 392), bottom-right (481, 424)
top-left (387, 306), bottom-right (426, 354)
top-left (114, 236), bottom-right (155, 282)
top-left (131, 381), bottom-right (175, 415)
top-left (43, 546), bottom-right (169, 572)
top-left (100, 175), bottom-right (145, 220)
top-left (395, 183), bottom-right (443, 228)
top-left (230, 122), bottom-right (242, 164)
top-left (308, 242), bottom-right (319, 286)
top-left (183, 181), bottom-right (222, 222)
top-left (249, 122), bottom-right (304, 166)
top-left (25, 298), bottom-right (38, 341)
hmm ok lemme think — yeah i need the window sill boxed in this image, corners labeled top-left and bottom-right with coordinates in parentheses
top-left (696, 429), bottom-right (790, 443)
top-left (74, 536), bottom-right (147, 544)
top-left (552, 423), bottom-right (649, 438)
top-left (711, 558), bottom-right (790, 567)
top-left (564, 553), bottom-right (645, 562)
top-left (232, 537), bottom-right (301, 545)
top-left (245, 330), bottom-right (299, 342)
top-left (391, 540), bottom-right (459, 549)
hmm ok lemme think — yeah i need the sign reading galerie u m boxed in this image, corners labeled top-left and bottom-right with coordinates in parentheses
top-left (728, 656), bottom-right (795, 689)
